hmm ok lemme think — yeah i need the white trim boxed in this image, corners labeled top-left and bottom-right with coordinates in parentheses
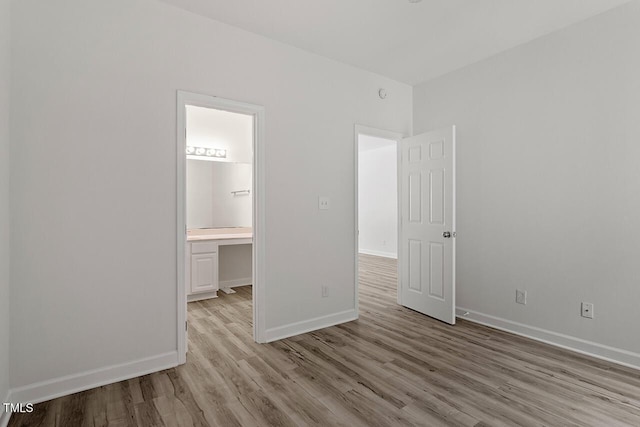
top-left (187, 291), bottom-right (218, 302)
top-left (0, 389), bottom-right (10, 427)
top-left (177, 91), bottom-right (267, 361)
top-left (176, 91), bottom-right (187, 364)
top-left (219, 277), bottom-right (252, 288)
top-left (253, 101), bottom-right (267, 344)
top-left (358, 249), bottom-right (397, 259)
top-left (9, 352), bottom-right (178, 406)
top-left (356, 125), bottom-right (406, 141)
top-left (451, 126), bottom-right (457, 323)
top-left (265, 309), bottom-right (358, 343)
top-left (354, 125), bottom-right (405, 313)
top-left (396, 138), bottom-right (403, 306)
top-left (456, 307), bottom-right (640, 371)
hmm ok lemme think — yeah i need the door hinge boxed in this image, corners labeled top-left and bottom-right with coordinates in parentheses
top-left (185, 321), bottom-right (188, 331)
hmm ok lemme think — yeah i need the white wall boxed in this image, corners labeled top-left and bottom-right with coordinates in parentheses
top-left (10, 0), bottom-right (411, 395)
top-left (186, 106), bottom-right (253, 229)
top-left (210, 162), bottom-right (252, 228)
top-left (219, 244), bottom-right (252, 287)
top-left (186, 105), bottom-right (252, 164)
top-left (0, 0), bottom-right (10, 413)
top-left (187, 161), bottom-right (252, 228)
top-left (358, 136), bottom-right (397, 258)
top-left (414, 2), bottom-right (640, 365)
top-left (186, 159), bottom-right (214, 228)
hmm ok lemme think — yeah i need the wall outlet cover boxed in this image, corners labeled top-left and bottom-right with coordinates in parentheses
top-left (319, 196), bottom-right (330, 210)
top-left (581, 302), bottom-right (594, 319)
top-left (516, 289), bottom-right (527, 305)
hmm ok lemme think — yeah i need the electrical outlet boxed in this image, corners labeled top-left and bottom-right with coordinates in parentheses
top-left (318, 196), bottom-right (330, 210)
top-left (515, 289), bottom-right (527, 305)
top-left (321, 285), bottom-right (329, 298)
top-left (581, 302), bottom-right (594, 319)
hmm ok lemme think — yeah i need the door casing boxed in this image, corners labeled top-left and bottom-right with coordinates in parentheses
top-left (177, 91), bottom-right (266, 364)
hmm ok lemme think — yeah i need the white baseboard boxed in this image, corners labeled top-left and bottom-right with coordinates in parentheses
top-left (265, 309), bottom-right (358, 343)
top-left (9, 351), bottom-right (179, 405)
top-left (219, 277), bottom-right (252, 288)
top-left (0, 389), bottom-right (10, 427)
top-left (456, 307), bottom-right (640, 371)
top-left (358, 249), bottom-right (397, 259)
top-left (187, 291), bottom-right (218, 302)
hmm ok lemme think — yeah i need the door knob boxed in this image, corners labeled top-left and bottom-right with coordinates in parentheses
top-left (443, 231), bottom-right (451, 238)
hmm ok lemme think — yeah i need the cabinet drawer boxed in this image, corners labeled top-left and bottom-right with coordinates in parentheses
top-left (191, 241), bottom-right (218, 254)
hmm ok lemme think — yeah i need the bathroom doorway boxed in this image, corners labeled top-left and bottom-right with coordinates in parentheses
top-left (177, 92), bottom-right (266, 364)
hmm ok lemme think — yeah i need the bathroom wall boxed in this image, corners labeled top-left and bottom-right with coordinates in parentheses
top-left (210, 162), bottom-right (252, 228)
top-left (219, 244), bottom-right (252, 288)
top-left (186, 105), bottom-right (252, 164)
top-left (186, 159), bottom-right (214, 229)
top-left (186, 105), bottom-right (253, 229)
top-left (186, 160), bottom-right (252, 229)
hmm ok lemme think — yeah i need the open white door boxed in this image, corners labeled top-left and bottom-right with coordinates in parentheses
top-left (399, 126), bottom-right (456, 324)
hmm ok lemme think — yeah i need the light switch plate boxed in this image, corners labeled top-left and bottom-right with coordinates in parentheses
top-left (319, 196), bottom-right (330, 210)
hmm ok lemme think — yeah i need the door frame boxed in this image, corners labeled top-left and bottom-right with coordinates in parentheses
top-left (177, 91), bottom-right (266, 364)
top-left (354, 125), bottom-right (406, 313)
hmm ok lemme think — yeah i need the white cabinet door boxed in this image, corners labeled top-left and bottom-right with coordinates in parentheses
top-left (191, 252), bottom-right (219, 294)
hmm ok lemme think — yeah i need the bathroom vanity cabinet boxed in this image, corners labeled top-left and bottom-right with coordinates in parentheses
top-left (186, 228), bottom-right (252, 302)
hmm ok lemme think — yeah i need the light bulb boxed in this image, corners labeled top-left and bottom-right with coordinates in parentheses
top-left (195, 147), bottom-right (205, 155)
top-left (185, 146), bottom-right (195, 154)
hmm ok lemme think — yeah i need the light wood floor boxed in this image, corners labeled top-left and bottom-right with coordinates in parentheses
top-left (9, 254), bottom-right (640, 426)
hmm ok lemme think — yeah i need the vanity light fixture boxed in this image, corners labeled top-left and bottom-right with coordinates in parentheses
top-left (186, 146), bottom-right (227, 159)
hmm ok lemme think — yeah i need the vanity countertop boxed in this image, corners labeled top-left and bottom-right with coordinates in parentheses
top-left (187, 227), bottom-right (252, 242)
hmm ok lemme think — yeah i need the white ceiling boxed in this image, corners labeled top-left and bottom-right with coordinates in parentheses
top-left (359, 134), bottom-right (396, 152)
top-left (159, 0), bottom-right (630, 85)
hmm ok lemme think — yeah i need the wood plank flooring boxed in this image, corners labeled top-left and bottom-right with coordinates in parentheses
top-left (9, 254), bottom-right (640, 426)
